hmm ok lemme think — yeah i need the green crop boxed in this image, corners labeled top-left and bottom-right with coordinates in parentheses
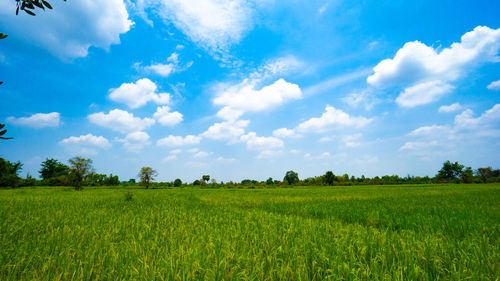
top-left (0, 184), bottom-right (498, 280)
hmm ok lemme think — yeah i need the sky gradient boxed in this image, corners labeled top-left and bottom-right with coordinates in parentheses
top-left (1, 0), bottom-right (499, 182)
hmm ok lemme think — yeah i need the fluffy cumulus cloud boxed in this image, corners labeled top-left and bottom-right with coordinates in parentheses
top-left (59, 133), bottom-right (111, 155)
top-left (88, 109), bottom-right (155, 133)
top-left (439, 103), bottom-right (462, 113)
top-left (487, 80), bottom-right (500, 90)
top-left (153, 106), bottom-right (183, 126)
top-left (368, 26), bottom-right (500, 106)
top-left (240, 132), bottom-right (284, 152)
top-left (109, 79), bottom-right (170, 109)
top-left (6, 112), bottom-right (60, 128)
top-left (0, 0), bottom-right (132, 60)
top-left (157, 135), bottom-right (201, 147)
top-left (401, 104), bottom-right (500, 155)
top-left (202, 120), bottom-right (249, 141)
top-left (395, 80), bottom-right (454, 107)
top-left (272, 128), bottom-right (301, 138)
top-left (116, 131), bottom-right (151, 152)
top-left (213, 79), bottom-right (302, 119)
top-left (151, 0), bottom-right (254, 53)
top-left (296, 105), bottom-right (372, 133)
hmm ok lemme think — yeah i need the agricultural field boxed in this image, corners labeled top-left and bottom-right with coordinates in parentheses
top-left (0, 184), bottom-right (499, 280)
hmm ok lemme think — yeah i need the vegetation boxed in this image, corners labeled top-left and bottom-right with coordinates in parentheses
top-left (68, 157), bottom-right (93, 191)
top-left (0, 124), bottom-right (12, 140)
top-left (138, 167), bottom-right (157, 189)
top-left (0, 184), bottom-right (497, 280)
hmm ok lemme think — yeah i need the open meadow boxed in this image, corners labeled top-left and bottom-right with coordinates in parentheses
top-left (0, 183), bottom-right (499, 280)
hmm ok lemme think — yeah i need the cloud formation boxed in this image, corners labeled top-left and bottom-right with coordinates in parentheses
top-left (116, 131), bottom-right (151, 152)
top-left (368, 26), bottom-right (500, 107)
top-left (487, 80), bottom-right (500, 90)
top-left (153, 106), bottom-right (183, 126)
top-left (439, 103), bottom-right (462, 113)
top-left (214, 78), bottom-right (302, 120)
top-left (6, 112), bottom-right (60, 128)
top-left (0, 0), bottom-right (132, 60)
top-left (109, 79), bottom-right (170, 109)
top-left (157, 135), bottom-right (201, 147)
top-left (59, 133), bottom-right (111, 155)
top-left (88, 109), bottom-right (155, 133)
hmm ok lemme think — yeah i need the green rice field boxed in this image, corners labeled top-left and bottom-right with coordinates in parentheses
top-left (0, 184), bottom-right (499, 280)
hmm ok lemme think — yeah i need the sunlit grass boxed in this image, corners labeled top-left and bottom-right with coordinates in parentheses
top-left (0, 184), bottom-right (498, 280)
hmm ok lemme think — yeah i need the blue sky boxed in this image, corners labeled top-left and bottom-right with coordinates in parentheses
top-left (1, 0), bottom-right (499, 182)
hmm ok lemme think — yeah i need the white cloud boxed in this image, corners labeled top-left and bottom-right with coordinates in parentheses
top-left (202, 120), bottom-right (249, 141)
top-left (368, 26), bottom-right (500, 87)
top-left (487, 80), bottom-right (500, 90)
top-left (6, 112), bottom-right (60, 128)
top-left (153, 0), bottom-right (254, 53)
top-left (193, 151), bottom-right (213, 158)
top-left (216, 107), bottom-right (244, 121)
top-left (142, 52), bottom-right (193, 77)
top-left (187, 148), bottom-right (199, 153)
top-left (240, 132), bottom-right (284, 151)
top-left (439, 103), bottom-right (462, 113)
top-left (304, 152), bottom-right (331, 159)
top-left (0, 0), bottom-right (132, 60)
top-left (296, 105), bottom-right (372, 133)
top-left (109, 78), bottom-right (170, 109)
top-left (170, 149), bottom-right (182, 154)
top-left (454, 104), bottom-right (500, 135)
top-left (342, 91), bottom-right (379, 110)
top-left (116, 131), bottom-right (150, 152)
top-left (153, 106), bottom-right (183, 126)
top-left (396, 80), bottom-right (454, 107)
top-left (342, 134), bottom-right (362, 147)
top-left (401, 104), bottom-right (500, 154)
top-left (256, 150), bottom-right (283, 159)
top-left (88, 109), bottom-right (155, 133)
top-left (162, 155), bottom-right (177, 162)
top-left (215, 157), bottom-right (236, 163)
top-left (272, 128), bottom-right (301, 138)
top-left (157, 135), bottom-right (201, 147)
top-left (60, 133), bottom-right (111, 155)
top-left (368, 26), bottom-right (500, 106)
top-left (213, 78), bottom-right (302, 118)
top-left (399, 141), bottom-right (439, 151)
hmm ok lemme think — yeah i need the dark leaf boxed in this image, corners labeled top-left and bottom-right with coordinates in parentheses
top-left (0, 33), bottom-right (7, 39)
top-left (25, 2), bottom-right (35, 9)
top-left (33, 1), bottom-right (45, 9)
top-left (0, 124), bottom-right (5, 130)
top-left (42, 0), bottom-right (52, 9)
top-left (24, 9), bottom-right (36, 16)
top-left (16, 6), bottom-right (19, 15)
top-left (0, 129), bottom-right (7, 136)
top-left (0, 137), bottom-right (13, 140)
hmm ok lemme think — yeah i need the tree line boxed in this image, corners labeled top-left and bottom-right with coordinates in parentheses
top-left (1, 157), bottom-right (499, 190)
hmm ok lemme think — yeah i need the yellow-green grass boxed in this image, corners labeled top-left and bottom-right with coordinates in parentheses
top-left (0, 184), bottom-right (498, 280)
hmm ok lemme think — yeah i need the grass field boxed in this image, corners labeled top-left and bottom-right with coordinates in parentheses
top-left (0, 184), bottom-right (498, 280)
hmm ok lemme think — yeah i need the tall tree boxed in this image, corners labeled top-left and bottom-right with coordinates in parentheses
top-left (138, 167), bottom-right (157, 189)
top-left (0, 158), bottom-right (23, 187)
top-left (436, 161), bottom-right (464, 180)
top-left (284, 170), bottom-right (299, 185)
top-left (323, 171), bottom-right (335, 186)
top-left (39, 158), bottom-right (68, 180)
top-left (68, 157), bottom-right (93, 191)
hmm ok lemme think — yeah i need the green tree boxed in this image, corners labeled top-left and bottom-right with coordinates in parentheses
top-left (461, 167), bottom-right (473, 183)
top-left (436, 160), bottom-right (464, 180)
top-left (14, 0), bottom-right (64, 16)
top-left (202, 175), bottom-right (210, 184)
top-left (173, 178), bottom-right (182, 187)
top-left (138, 167), bottom-right (157, 189)
top-left (0, 158), bottom-right (23, 187)
top-left (476, 167), bottom-right (493, 183)
top-left (39, 158), bottom-right (68, 180)
top-left (266, 177), bottom-right (274, 185)
top-left (68, 157), bottom-right (93, 191)
top-left (323, 171), bottom-right (335, 186)
top-left (284, 170), bottom-right (299, 185)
